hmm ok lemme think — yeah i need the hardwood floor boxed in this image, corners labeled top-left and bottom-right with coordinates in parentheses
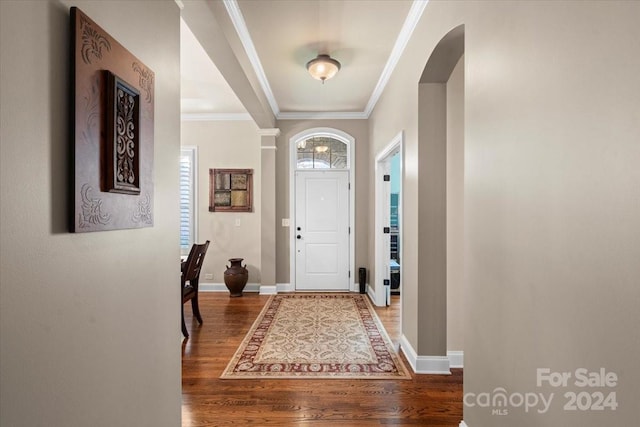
top-left (182, 293), bottom-right (463, 426)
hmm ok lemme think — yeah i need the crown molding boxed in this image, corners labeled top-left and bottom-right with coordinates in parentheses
top-left (277, 111), bottom-right (368, 121)
top-left (364, 0), bottom-right (428, 117)
top-left (222, 0), bottom-right (280, 116)
top-left (221, 0), bottom-right (427, 120)
top-left (181, 112), bottom-right (253, 121)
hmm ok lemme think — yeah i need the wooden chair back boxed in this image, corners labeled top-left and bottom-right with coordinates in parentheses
top-left (181, 240), bottom-right (209, 338)
top-left (182, 241), bottom-right (209, 296)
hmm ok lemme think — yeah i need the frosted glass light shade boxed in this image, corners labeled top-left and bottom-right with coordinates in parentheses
top-left (306, 54), bottom-right (341, 83)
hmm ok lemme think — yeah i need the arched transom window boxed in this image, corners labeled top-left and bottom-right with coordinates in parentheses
top-left (296, 136), bottom-right (348, 169)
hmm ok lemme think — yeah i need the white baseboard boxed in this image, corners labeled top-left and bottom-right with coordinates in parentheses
top-left (352, 281), bottom-right (371, 294)
top-left (277, 283), bottom-right (370, 295)
top-left (199, 282), bottom-right (261, 293)
top-left (367, 284), bottom-right (387, 307)
top-left (415, 355), bottom-right (450, 375)
top-left (259, 285), bottom-right (277, 295)
top-left (448, 350), bottom-right (464, 368)
top-left (277, 283), bottom-right (294, 292)
top-left (399, 335), bottom-right (451, 375)
top-left (200, 283), bottom-right (296, 294)
top-left (200, 282), bottom-right (382, 297)
top-left (366, 285), bottom-right (376, 305)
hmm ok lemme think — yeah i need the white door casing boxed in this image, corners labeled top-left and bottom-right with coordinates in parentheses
top-left (295, 170), bottom-right (350, 290)
top-left (374, 131), bottom-right (403, 307)
top-left (382, 162), bottom-right (392, 305)
top-left (289, 128), bottom-right (355, 291)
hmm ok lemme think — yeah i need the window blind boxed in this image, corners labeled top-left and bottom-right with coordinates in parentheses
top-left (180, 148), bottom-right (196, 254)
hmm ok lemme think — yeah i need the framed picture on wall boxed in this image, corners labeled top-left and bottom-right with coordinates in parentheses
top-left (209, 169), bottom-right (253, 212)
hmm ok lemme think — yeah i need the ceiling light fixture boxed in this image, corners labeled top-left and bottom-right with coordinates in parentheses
top-left (314, 145), bottom-right (329, 153)
top-left (306, 54), bottom-right (341, 84)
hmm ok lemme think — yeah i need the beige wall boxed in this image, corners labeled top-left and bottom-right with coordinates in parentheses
top-left (370, 0), bottom-right (639, 425)
top-left (3, 1), bottom-right (638, 426)
top-left (447, 56), bottom-right (464, 351)
top-left (368, 29), bottom-right (425, 346)
top-left (0, 1), bottom-right (181, 426)
top-left (417, 81), bottom-right (448, 355)
top-left (181, 120), bottom-right (262, 283)
top-left (275, 119), bottom-right (370, 284)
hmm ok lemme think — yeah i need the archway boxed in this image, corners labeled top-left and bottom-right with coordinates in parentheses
top-left (409, 24), bottom-right (465, 373)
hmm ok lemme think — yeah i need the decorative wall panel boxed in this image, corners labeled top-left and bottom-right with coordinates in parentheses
top-left (70, 7), bottom-right (154, 232)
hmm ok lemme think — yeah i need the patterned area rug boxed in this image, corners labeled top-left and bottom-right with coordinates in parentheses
top-left (220, 293), bottom-right (411, 379)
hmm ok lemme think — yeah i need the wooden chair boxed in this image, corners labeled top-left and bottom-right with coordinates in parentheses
top-left (181, 240), bottom-right (210, 338)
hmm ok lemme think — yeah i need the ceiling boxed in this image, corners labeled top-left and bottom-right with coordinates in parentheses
top-left (180, 0), bottom-right (425, 122)
top-left (181, 18), bottom-right (247, 117)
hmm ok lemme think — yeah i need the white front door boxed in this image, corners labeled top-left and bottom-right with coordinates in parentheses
top-left (295, 170), bottom-right (350, 291)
